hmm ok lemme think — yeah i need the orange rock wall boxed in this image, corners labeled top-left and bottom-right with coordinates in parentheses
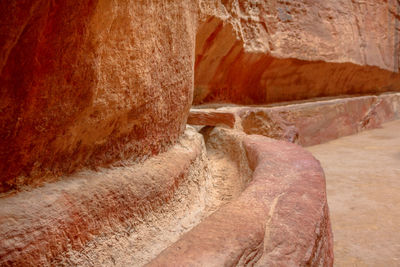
top-left (2, 0), bottom-right (400, 192)
top-left (194, 0), bottom-right (400, 104)
top-left (0, 0), bottom-right (197, 192)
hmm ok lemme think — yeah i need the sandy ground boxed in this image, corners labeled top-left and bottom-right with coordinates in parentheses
top-left (307, 120), bottom-right (400, 267)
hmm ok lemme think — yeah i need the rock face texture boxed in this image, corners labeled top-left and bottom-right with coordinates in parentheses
top-left (149, 134), bottom-right (333, 266)
top-left (187, 109), bottom-right (237, 128)
top-left (194, 0), bottom-right (400, 104)
top-left (189, 93), bottom-right (400, 146)
top-left (0, 0), bottom-right (196, 192)
top-left (239, 93), bottom-right (400, 146)
top-left (0, 128), bottom-right (210, 266)
top-left (4, 0), bottom-right (400, 266)
top-left (2, 0), bottom-right (400, 192)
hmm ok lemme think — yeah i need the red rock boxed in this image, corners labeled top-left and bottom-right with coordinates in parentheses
top-left (149, 135), bottom-right (333, 266)
top-left (238, 98), bottom-right (375, 146)
top-left (360, 93), bottom-right (400, 130)
top-left (194, 1), bottom-right (400, 105)
top-left (0, 1), bottom-right (197, 192)
top-left (240, 110), bottom-right (299, 143)
top-left (187, 109), bottom-right (237, 128)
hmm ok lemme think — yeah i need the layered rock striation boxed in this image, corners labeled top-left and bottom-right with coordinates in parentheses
top-left (2, 0), bottom-right (400, 192)
top-left (194, 0), bottom-right (400, 104)
top-left (2, 0), bottom-right (400, 266)
top-left (0, 127), bottom-right (210, 266)
top-left (189, 93), bottom-right (400, 146)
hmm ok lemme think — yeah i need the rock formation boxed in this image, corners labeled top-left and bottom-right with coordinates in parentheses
top-left (1, 0), bottom-right (400, 266)
top-left (0, 0), bottom-right (196, 192)
top-left (149, 133), bottom-right (334, 266)
top-left (195, 0), bottom-right (400, 104)
top-left (188, 93), bottom-right (400, 146)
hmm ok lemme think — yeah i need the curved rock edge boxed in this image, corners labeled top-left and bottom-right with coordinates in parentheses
top-left (148, 135), bottom-right (333, 266)
top-left (0, 127), bottom-right (208, 266)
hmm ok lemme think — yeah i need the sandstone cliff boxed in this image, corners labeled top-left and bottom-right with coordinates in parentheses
top-left (195, 0), bottom-right (400, 104)
top-left (2, 1), bottom-right (400, 266)
top-left (1, 0), bottom-right (400, 192)
top-left (0, 0), bottom-right (196, 192)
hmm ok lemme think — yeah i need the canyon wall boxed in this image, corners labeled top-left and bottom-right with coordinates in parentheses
top-left (2, 0), bottom-right (400, 192)
top-left (195, 0), bottom-right (400, 104)
top-left (4, 1), bottom-right (399, 265)
top-left (0, 0), bottom-right (196, 192)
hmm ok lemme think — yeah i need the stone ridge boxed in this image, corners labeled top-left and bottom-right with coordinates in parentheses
top-left (189, 93), bottom-right (400, 146)
top-left (148, 135), bottom-right (333, 266)
top-left (0, 128), bottom-right (206, 266)
top-left (2, 0), bottom-right (399, 192)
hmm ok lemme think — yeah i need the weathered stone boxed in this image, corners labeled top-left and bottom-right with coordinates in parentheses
top-left (0, 128), bottom-right (208, 266)
top-left (194, 1), bottom-right (400, 105)
top-left (3, 0), bottom-right (400, 265)
top-left (189, 93), bottom-right (400, 146)
top-left (149, 135), bottom-right (333, 266)
top-left (187, 109), bottom-right (237, 128)
top-left (240, 94), bottom-right (400, 146)
top-left (0, 0), bottom-right (197, 192)
top-left (241, 110), bottom-right (299, 143)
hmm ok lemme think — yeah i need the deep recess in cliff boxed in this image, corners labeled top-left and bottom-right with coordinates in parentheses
top-left (194, 0), bottom-right (400, 104)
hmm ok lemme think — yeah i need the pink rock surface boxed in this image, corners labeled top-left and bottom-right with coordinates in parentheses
top-left (2, 0), bottom-right (399, 193)
top-left (240, 110), bottom-right (299, 143)
top-left (149, 135), bottom-right (333, 266)
top-left (189, 93), bottom-right (400, 146)
top-left (239, 94), bottom-right (400, 146)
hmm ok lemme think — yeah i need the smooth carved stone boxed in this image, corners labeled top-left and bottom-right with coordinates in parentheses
top-left (194, 1), bottom-right (400, 105)
top-left (148, 135), bottom-right (333, 266)
top-left (0, 0), bottom-right (197, 192)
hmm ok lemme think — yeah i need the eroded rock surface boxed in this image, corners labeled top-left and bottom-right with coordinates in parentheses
top-left (194, 0), bottom-right (400, 104)
top-left (0, 0), bottom-right (197, 192)
top-left (149, 134), bottom-right (333, 266)
top-left (189, 93), bottom-right (400, 146)
top-left (2, 0), bottom-right (399, 192)
top-left (0, 127), bottom-right (210, 266)
top-left (4, 0), bottom-right (399, 266)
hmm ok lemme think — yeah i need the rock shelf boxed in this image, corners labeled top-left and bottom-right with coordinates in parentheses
top-left (189, 93), bottom-right (400, 146)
